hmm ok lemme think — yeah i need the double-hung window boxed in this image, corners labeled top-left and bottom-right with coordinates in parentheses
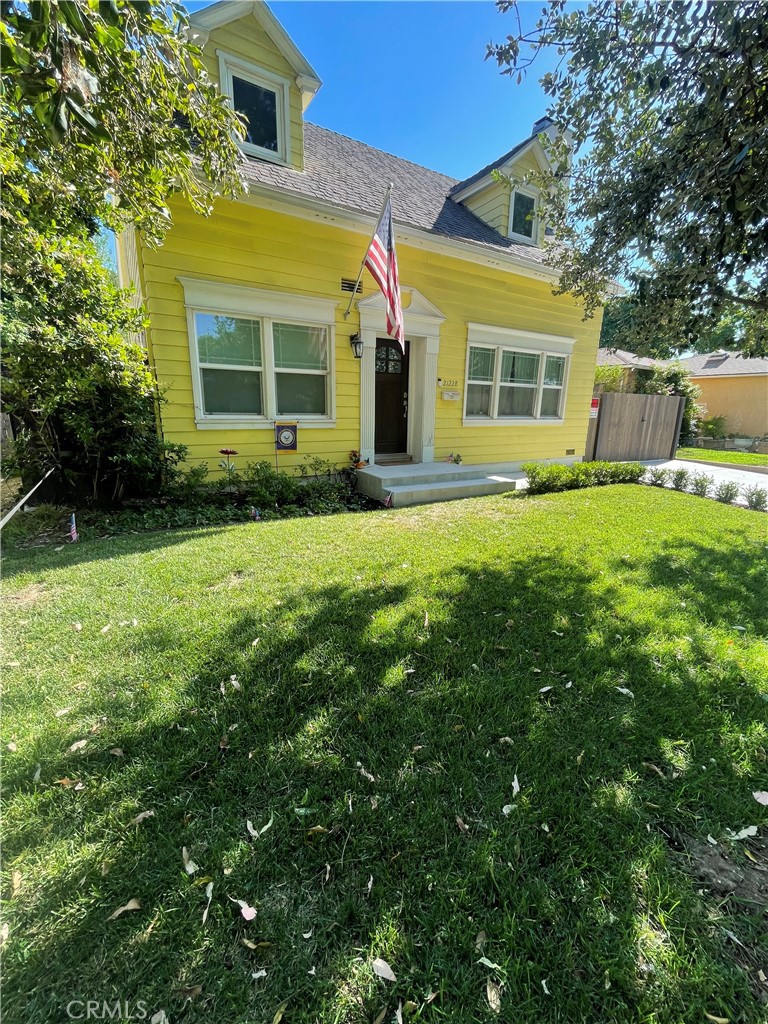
top-left (218, 52), bottom-right (290, 164)
top-left (464, 324), bottom-right (574, 423)
top-left (180, 279), bottom-right (336, 428)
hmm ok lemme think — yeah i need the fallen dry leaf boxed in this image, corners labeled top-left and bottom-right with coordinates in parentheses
top-left (219, 735), bottom-right (230, 750)
top-left (109, 748), bottom-right (124, 757)
top-left (182, 847), bottom-right (199, 875)
top-left (576, 750), bottom-right (585, 765)
top-left (246, 815), bottom-right (274, 839)
top-left (101, 862), bottom-right (110, 876)
top-left (372, 957), bottom-right (397, 982)
top-left (55, 708), bottom-right (71, 718)
top-left (68, 739), bottom-right (88, 752)
top-left (475, 930), bottom-right (486, 952)
top-left (150, 1012), bottom-right (168, 1024)
top-left (373, 1009), bottom-right (388, 1024)
top-left (6, 741), bottom-right (17, 753)
top-left (11, 870), bottom-right (22, 897)
top-left (704, 1014), bottom-right (729, 1024)
top-left (306, 825), bottom-right (328, 836)
top-left (252, 968), bottom-right (267, 980)
top-left (202, 881), bottom-right (213, 924)
top-left (542, 979), bottom-right (551, 996)
top-left (615, 686), bottom-right (634, 698)
top-left (498, 737), bottom-right (513, 745)
top-left (130, 810), bottom-right (154, 826)
top-left (177, 984), bottom-right (202, 1002)
top-left (726, 825), bottom-right (758, 841)
top-left (478, 956), bottom-right (502, 970)
top-left (512, 773), bottom-right (520, 796)
top-left (752, 791), bottom-right (768, 806)
top-left (0, 923), bottom-right (9, 947)
top-left (502, 804), bottom-right (514, 816)
top-left (107, 897), bottom-right (141, 921)
top-left (272, 1000), bottom-right (289, 1024)
top-left (101, 624), bottom-right (111, 634)
top-left (71, 622), bottom-right (82, 632)
top-left (455, 816), bottom-right (469, 834)
top-left (486, 979), bottom-right (502, 1013)
top-left (32, 764), bottom-right (41, 783)
top-left (357, 761), bottom-right (376, 783)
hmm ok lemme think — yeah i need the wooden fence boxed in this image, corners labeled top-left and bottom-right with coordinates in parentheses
top-left (585, 392), bottom-right (685, 462)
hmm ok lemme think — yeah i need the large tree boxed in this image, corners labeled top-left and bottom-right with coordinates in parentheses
top-left (488, 0), bottom-right (768, 355)
top-left (599, 297), bottom-right (750, 357)
top-left (1, 0), bottom-right (245, 498)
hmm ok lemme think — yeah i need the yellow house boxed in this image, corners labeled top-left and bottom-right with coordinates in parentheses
top-left (117, 0), bottom-right (603, 505)
top-left (678, 352), bottom-right (768, 439)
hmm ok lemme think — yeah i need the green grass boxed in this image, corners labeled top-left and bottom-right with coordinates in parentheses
top-left (2, 486), bottom-right (767, 1024)
top-left (677, 447), bottom-right (768, 467)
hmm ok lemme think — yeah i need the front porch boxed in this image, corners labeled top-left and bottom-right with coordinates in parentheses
top-left (356, 460), bottom-right (526, 507)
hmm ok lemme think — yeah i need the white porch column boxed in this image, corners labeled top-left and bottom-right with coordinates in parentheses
top-left (359, 328), bottom-right (377, 465)
top-left (420, 338), bottom-right (439, 463)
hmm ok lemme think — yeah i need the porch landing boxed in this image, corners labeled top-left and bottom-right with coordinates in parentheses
top-left (356, 461), bottom-right (526, 507)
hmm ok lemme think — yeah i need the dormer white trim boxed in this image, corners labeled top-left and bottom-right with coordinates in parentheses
top-left (191, 0), bottom-right (322, 109)
top-left (450, 136), bottom-right (552, 205)
top-left (217, 50), bottom-right (292, 165)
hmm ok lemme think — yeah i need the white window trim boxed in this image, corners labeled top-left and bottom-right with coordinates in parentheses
top-left (217, 50), bottom-right (291, 166)
top-left (179, 278), bottom-right (338, 430)
top-left (508, 185), bottom-right (540, 245)
top-left (462, 324), bottom-right (574, 426)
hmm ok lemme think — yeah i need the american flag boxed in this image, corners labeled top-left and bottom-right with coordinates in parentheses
top-left (69, 513), bottom-right (78, 543)
top-left (364, 195), bottom-right (404, 350)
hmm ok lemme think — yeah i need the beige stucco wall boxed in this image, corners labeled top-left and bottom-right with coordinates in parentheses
top-left (694, 375), bottom-right (768, 436)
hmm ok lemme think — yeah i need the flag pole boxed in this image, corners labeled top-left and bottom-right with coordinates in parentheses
top-left (343, 182), bottom-right (393, 320)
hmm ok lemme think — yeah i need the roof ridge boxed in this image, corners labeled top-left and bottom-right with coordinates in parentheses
top-left (304, 122), bottom-right (460, 186)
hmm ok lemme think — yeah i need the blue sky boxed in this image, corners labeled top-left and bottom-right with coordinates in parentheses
top-left (186, 1), bottom-right (557, 180)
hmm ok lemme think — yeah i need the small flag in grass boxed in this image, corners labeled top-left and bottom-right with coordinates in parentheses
top-left (69, 513), bottom-right (79, 542)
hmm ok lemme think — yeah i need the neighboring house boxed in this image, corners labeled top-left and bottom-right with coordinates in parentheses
top-left (676, 351), bottom-right (768, 437)
top-left (595, 348), bottom-right (657, 391)
top-left (116, 0), bottom-right (604, 504)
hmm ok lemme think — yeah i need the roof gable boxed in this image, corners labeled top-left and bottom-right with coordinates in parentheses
top-left (191, 1), bottom-right (321, 107)
top-left (449, 135), bottom-right (551, 203)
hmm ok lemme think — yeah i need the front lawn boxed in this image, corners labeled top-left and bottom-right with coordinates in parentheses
top-left (677, 447), bottom-right (768, 467)
top-left (2, 486), bottom-right (767, 1023)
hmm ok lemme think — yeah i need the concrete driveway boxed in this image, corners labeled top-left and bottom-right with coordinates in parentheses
top-left (642, 459), bottom-right (766, 507)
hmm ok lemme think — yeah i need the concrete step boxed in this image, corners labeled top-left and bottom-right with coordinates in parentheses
top-left (357, 460), bottom-right (528, 493)
top-left (382, 474), bottom-right (523, 507)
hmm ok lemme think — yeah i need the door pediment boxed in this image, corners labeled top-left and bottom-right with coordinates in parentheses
top-left (357, 288), bottom-right (445, 337)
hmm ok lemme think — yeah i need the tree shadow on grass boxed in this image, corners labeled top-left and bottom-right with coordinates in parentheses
top-left (3, 541), bottom-right (766, 1023)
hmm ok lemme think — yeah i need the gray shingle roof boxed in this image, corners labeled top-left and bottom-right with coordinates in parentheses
top-left (677, 351), bottom-right (768, 377)
top-left (596, 348), bottom-right (658, 369)
top-left (240, 123), bottom-right (550, 266)
top-left (447, 135), bottom-right (534, 197)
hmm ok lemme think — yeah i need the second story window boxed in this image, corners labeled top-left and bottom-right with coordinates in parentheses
top-left (509, 188), bottom-right (538, 243)
top-left (218, 52), bottom-right (290, 164)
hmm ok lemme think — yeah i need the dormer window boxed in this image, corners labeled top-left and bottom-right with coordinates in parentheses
top-left (218, 52), bottom-right (291, 164)
top-left (509, 188), bottom-right (538, 244)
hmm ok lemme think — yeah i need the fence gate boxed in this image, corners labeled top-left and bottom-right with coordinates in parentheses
top-left (586, 392), bottom-right (685, 462)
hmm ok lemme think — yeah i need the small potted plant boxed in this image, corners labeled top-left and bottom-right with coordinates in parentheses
top-left (349, 450), bottom-right (368, 470)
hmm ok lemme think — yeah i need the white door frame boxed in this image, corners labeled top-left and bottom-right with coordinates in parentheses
top-left (357, 289), bottom-right (445, 465)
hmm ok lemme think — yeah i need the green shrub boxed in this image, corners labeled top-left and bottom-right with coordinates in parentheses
top-left (645, 467), bottom-right (670, 487)
top-left (742, 484), bottom-right (768, 511)
top-left (523, 461), bottom-right (643, 495)
top-left (714, 481), bottom-right (740, 504)
top-left (689, 473), bottom-right (714, 498)
top-left (699, 415), bottom-right (728, 439)
top-left (670, 468), bottom-right (690, 491)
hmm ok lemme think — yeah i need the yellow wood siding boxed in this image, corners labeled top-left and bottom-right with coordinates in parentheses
top-left (140, 197), bottom-right (601, 473)
top-left (463, 183), bottom-right (509, 235)
top-left (201, 16), bottom-right (304, 171)
top-left (460, 151), bottom-right (545, 237)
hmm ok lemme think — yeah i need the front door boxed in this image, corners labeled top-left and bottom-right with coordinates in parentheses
top-left (375, 338), bottom-right (409, 455)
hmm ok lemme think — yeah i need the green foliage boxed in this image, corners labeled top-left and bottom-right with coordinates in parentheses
top-left (714, 481), bottom-right (741, 504)
top-left (593, 364), bottom-right (627, 393)
top-left (645, 466), bottom-right (670, 487)
top-left (635, 363), bottom-right (701, 443)
top-left (599, 297), bottom-right (757, 359)
top-left (1, 0), bottom-right (244, 246)
top-left (689, 473), bottom-right (714, 499)
top-left (742, 484), bottom-right (768, 511)
top-left (670, 468), bottom-right (690, 491)
top-left (490, 1), bottom-right (768, 356)
top-left (1, 226), bottom-right (185, 501)
top-left (699, 416), bottom-right (728, 440)
top-left (523, 460), bottom-right (643, 494)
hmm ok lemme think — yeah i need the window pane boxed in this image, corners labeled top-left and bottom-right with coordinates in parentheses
top-left (196, 314), bottom-right (261, 367)
top-left (202, 368), bottom-right (262, 415)
top-left (544, 356), bottom-right (565, 386)
top-left (466, 383), bottom-right (492, 416)
top-left (540, 388), bottom-right (562, 418)
top-left (511, 192), bottom-right (536, 238)
top-left (232, 75), bottom-right (278, 152)
top-left (468, 346), bottom-right (495, 382)
top-left (273, 323), bottom-right (328, 370)
top-left (498, 385), bottom-right (536, 417)
top-left (276, 372), bottom-right (326, 415)
top-left (501, 350), bottom-right (540, 385)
